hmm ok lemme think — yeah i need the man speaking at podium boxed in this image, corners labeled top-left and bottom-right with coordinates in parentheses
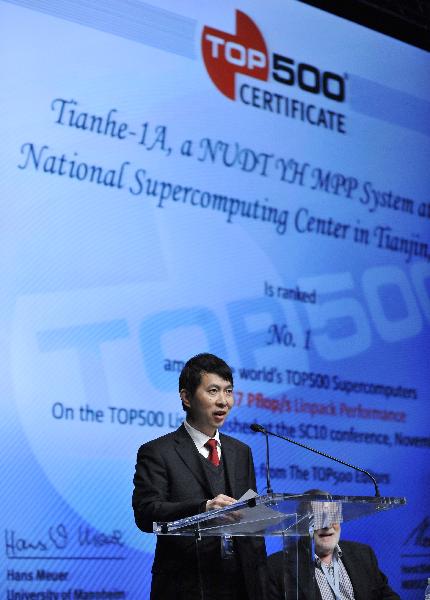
top-left (132, 353), bottom-right (266, 599)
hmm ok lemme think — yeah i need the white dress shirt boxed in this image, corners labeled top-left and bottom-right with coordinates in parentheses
top-left (184, 420), bottom-right (221, 461)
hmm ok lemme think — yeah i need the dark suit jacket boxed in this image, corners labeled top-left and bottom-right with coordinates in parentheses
top-left (132, 424), bottom-right (267, 599)
top-left (267, 540), bottom-right (400, 600)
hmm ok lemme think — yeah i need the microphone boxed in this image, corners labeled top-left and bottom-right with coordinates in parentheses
top-left (250, 423), bottom-right (273, 494)
top-left (250, 422), bottom-right (380, 497)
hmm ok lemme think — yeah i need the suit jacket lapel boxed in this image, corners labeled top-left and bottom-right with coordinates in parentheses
top-left (173, 424), bottom-right (214, 497)
top-left (340, 545), bottom-right (367, 600)
top-left (294, 546), bottom-right (321, 600)
top-left (219, 434), bottom-right (237, 498)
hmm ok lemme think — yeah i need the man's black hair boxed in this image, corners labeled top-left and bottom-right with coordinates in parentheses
top-left (179, 353), bottom-right (233, 412)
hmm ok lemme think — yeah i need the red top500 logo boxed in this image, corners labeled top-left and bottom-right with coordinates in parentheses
top-left (202, 10), bottom-right (345, 102)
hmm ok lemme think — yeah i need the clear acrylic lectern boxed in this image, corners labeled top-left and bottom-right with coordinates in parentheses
top-left (154, 492), bottom-right (406, 600)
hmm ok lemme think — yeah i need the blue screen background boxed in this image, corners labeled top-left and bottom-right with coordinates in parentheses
top-left (1, 0), bottom-right (429, 597)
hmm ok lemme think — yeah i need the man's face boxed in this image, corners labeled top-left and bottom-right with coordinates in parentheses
top-left (181, 372), bottom-right (234, 436)
top-left (314, 523), bottom-right (341, 560)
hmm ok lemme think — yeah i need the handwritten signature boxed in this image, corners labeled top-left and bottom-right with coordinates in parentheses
top-left (5, 524), bottom-right (124, 558)
top-left (403, 516), bottom-right (430, 548)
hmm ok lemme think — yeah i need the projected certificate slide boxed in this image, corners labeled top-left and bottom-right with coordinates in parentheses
top-left (2, 0), bottom-right (430, 598)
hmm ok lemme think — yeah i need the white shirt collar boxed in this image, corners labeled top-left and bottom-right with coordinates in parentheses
top-left (184, 419), bottom-right (221, 451)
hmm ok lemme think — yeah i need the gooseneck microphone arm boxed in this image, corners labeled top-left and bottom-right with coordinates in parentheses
top-left (264, 427), bottom-right (273, 494)
top-left (250, 422), bottom-right (380, 497)
top-left (250, 423), bottom-right (272, 495)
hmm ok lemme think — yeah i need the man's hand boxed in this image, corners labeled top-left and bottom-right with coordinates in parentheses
top-left (206, 494), bottom-right (237, 511)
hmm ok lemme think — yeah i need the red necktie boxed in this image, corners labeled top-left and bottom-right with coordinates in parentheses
top-left (205, 438), bottom-right (220, 467)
